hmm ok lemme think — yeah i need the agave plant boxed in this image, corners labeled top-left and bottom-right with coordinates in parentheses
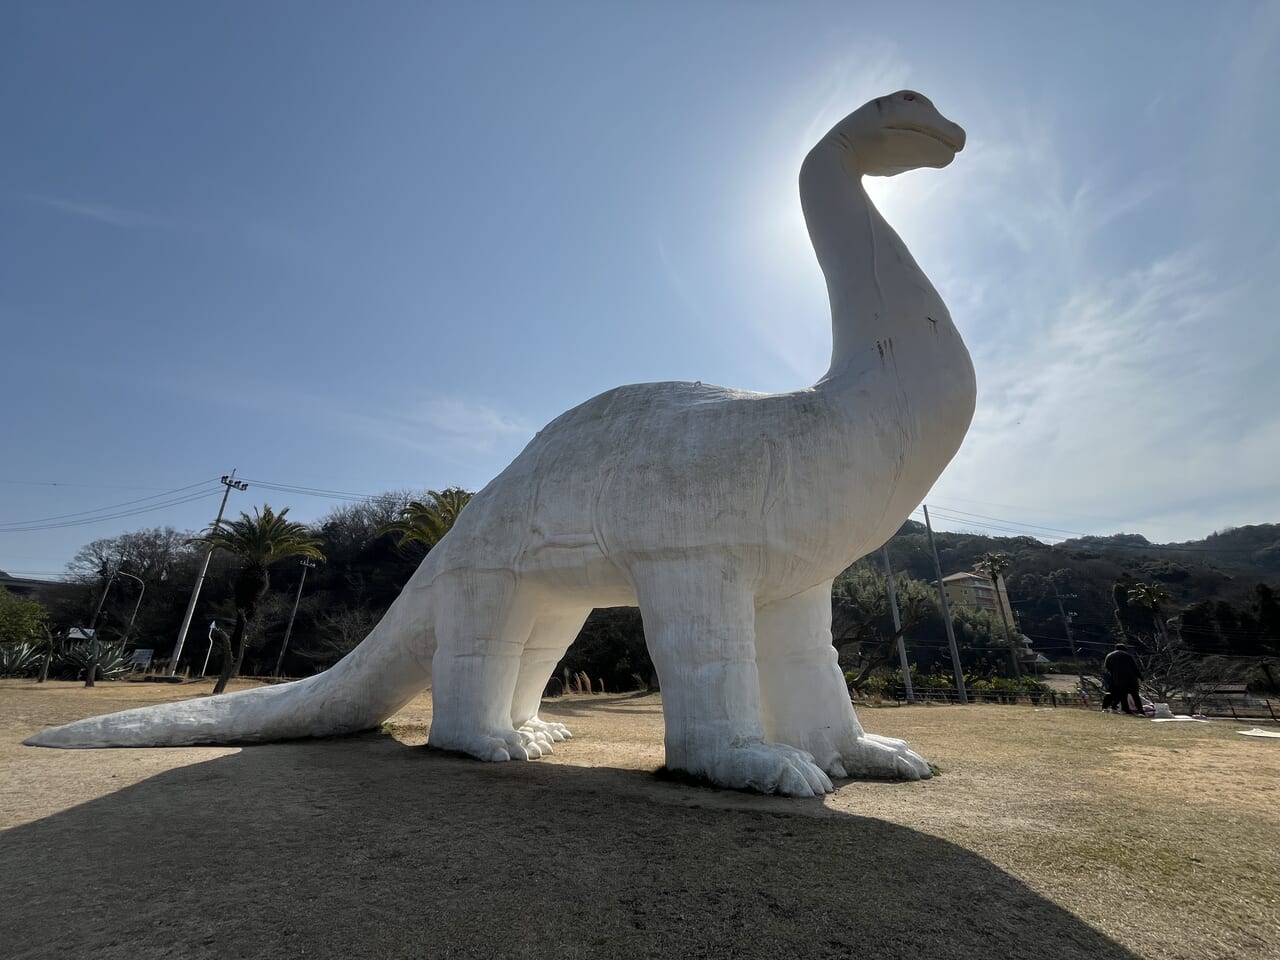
top-left (60, 640), bottom-right (132, 681)
top-left (0, 641), bottom-right (42, 678)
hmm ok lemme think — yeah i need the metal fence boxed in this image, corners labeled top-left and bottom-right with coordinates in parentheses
top-left (880, 686), bottom-right (1090, 708)
top-left (877, 685), bottom-right (1279, 722)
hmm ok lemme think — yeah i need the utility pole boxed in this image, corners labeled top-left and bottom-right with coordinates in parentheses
top-left (881, 547), bottom-right (915, 703)
top-left (274, 558), bottom-right (317, 678)
top-left (1053, 580), bottom-right (1084, 700)
top-left (83, 569), bottom-right (117, 688)
top-left (923, 504), bottom-right (968, 704)
top-left (995, 574), bottom-right (1023, 681)
top-left (167, 471), bottom-right (247, 677)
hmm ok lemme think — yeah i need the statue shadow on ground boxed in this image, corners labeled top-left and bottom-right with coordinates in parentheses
top-left (1, 737), bottom-right (1138, 960)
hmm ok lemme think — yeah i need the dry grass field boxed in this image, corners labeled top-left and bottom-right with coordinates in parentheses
top-left (2, 678), bottom-right (1278, 960)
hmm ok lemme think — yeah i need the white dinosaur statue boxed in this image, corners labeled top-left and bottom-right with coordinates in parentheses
top-left (27, 91), bottom-right (975, 797)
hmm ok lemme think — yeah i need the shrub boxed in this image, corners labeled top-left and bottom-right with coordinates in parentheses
top-left (861, 676), bottom-right (888, 699)
top-left (968, 678), bottom-right (995, 702)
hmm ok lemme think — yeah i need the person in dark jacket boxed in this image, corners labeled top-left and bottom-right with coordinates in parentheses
top-left (1100, 670), bottom-right (1116, 712)
top-left (1103, 642), bottom-right (1143, 715)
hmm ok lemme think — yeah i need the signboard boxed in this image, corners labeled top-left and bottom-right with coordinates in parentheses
top-left (130, 649), bottom-right (154, 666)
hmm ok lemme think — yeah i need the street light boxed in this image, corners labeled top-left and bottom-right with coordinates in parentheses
top-left (275, 558), bottom-right (317, 678)
top-left (202, 620), bottom-right (220, 677)
top-left (115, 569), bottom-right (146, 649)
top-left (83, 571), bottom-right (117, 688)
top-left (84, 566), bottom-right (144, 687)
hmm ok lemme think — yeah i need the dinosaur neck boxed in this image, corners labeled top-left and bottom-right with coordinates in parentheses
top-left (800, 142), bottom-right (947, 385)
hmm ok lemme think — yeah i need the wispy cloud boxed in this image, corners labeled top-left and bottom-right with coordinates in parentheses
top-left (153, 366), bottom-right (534, 477)
top-left (928, 156), bottom-right (1279, 540)
top-left (723, 62), bottom-right (1278, 540)
top-left (327, 393), bottom-right (534, 474)
top-left (31, 195), bottom-right (163, 228)
top-left (407, 396), bottom-right (530, 450)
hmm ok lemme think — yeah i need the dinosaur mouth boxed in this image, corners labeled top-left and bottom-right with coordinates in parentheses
top-left (884, 124), bottom-right (962, 152)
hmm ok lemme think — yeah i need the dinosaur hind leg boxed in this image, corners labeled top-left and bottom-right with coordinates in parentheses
top-left (510, 607), bottom-right (591, 749)
top-left (756, 581), bottom-right (930, 781)
top-left (427, 571), bottom-right (542, 762)
top-left (631, 560), bottom-right (832, 797)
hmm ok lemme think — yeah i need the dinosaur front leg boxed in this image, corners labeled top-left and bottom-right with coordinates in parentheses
top-left (756, 581), bottom-right (931, 781)
top-left (510, 608), bottom-right (591, 750)
top-left (632, 561), bottom-right (832, 797)
top-left (427, 572), bottom-right (542, 762)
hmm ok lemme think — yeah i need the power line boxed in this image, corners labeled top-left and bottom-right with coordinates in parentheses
top-left (0, 478), bottom-right (219, 528)
top-left (0, 478), bottom-right (199, 491)
top-left (236, 477), bottom-right (391, 503)
top-left (1029, 614), bottom-right (1273, 641)
top-left (918, 510), bottom-right (1063, 541)
top-left (3, 469), bottom-right (1270, 561)
top-left (925, 504), bottom-right (1089, 538)
top-left (0, 490), bottom-right (223, 533)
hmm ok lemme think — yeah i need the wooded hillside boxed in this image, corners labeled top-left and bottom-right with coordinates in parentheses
top-left (8, 499), bottom-right (1277, 692)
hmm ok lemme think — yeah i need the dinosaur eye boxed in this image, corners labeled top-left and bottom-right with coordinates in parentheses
top-left (903, 93), bottom-right (916, 101)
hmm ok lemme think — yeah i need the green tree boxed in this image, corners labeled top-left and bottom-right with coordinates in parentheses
top-left (382, 488), bottom-right (473, 551)
top-left (975, 552), bottom-right (1021, 679)
top-left (831, 561), bottom-right (932, 691)
top-left (189, 506), bottom-right (325, 694)
top-left (0, 587), bottom-right (48, 644)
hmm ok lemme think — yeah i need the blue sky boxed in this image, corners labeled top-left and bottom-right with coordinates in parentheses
top-left (3, 1), bottom-right (1278, 579)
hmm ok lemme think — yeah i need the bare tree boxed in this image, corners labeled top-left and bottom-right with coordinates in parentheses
top-left (292, 605), bottom-right (380, 669)
top-left (67, 527), bottom-right (197, 583)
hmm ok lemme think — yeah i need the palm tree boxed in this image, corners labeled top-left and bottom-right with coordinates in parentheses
top-left (1127, 581), bottom-right (1174, 646)
top-left (382, 487), bottom-right (473, 551)
top-left (975, 552), bottom-right (1022, 679)
top-left (189, 505), bottom-right (324, 694)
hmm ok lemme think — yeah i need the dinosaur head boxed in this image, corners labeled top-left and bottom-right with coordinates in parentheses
top-left (826, 90), bottom-right (966, 177)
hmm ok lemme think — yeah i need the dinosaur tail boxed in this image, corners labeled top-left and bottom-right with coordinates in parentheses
top-left (24, 580), bottom-right (437, 749)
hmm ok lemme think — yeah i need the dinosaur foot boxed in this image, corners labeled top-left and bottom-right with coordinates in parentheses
top-left (837, 732), bottom-right (932, 781)
top-left (676, 741), bottom-right (834, 798)
top-left (518, 716), bottom-right (573, 744)
top-left (515, 726), bottom-right (554, 756)
top-left (429, 728), bottom-right (544, 762)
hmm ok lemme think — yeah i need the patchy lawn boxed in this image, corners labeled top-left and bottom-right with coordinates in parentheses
top-left (1, 680), bottom-right (1277, 959)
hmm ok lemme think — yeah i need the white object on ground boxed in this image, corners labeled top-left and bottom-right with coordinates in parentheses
top-left (1237, 728), bottom-right (1280, 739)
top-left (1151, 716), bottom-right (1210, 723)
top-left (26, 92), bottom-right (975, 796)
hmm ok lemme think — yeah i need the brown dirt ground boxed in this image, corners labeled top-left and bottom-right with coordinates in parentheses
top-left (2, 679), bottom-right (1278, 960)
